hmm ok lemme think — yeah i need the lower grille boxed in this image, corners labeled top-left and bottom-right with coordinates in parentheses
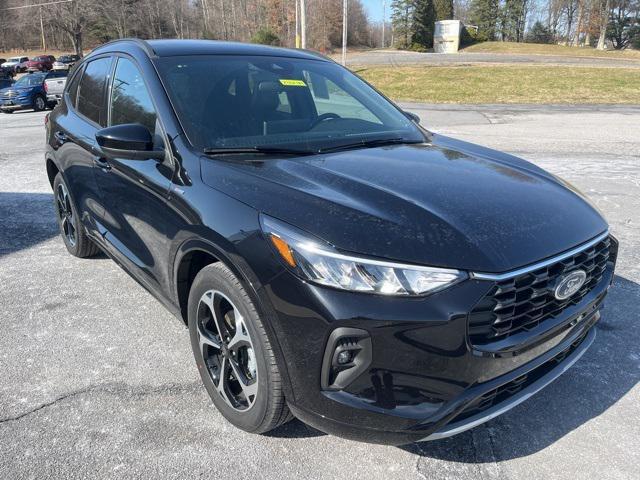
top-left (469, 236), bottom-right (612, 345)
top-left (453, 330), bottom-right (589, 423)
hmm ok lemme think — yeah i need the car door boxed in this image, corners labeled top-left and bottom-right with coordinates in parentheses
top-left (92, 55), bottom-right (175, 294)
top-left (52, 57), bottom-right (113, 236)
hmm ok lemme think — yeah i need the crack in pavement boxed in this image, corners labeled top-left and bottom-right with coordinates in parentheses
top-left (0, 381), bottom-right (203, 424)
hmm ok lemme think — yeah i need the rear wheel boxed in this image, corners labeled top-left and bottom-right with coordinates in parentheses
top-left (53, 173), bottom-right (100, 258)
top-left (188, 263), bottom-right (291, 433)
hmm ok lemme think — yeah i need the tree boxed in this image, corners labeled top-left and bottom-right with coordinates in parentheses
top-left (502, 0), bottom-right (530, 41)
top-left (251, 27), bottom-right (280, 45)
top-left (468, 0), bottom-right (500, 40)
top-left (526, 20), bottom-right (555, 42)
top-left (391, 0), bottom-right (416, 48)
top-left (412, 0), bottom-right (437, 48)
top-left (606, 0), bottom-right (640, 48)
top-left (434, 0), bottom-right (455, 19)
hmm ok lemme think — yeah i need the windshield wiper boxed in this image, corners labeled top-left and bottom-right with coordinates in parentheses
top-left (203, 146), bottom-right (314, 156)
top-left (318, 137), bottom-right (423, 154)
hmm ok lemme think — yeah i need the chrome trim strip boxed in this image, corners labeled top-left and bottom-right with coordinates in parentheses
top-left (421, 326), bottom-right (596, 441)
top-left (470, 230), bottom-right (610, 281)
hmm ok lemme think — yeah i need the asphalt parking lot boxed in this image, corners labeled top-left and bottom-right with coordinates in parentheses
top-left (1, 105), bottom-right (639, 479)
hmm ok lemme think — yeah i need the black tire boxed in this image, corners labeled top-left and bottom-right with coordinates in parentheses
top-left (53, 173), bottom-right (100, 258)
top-left (2, 109), bottom-right (12, 114)
top-left (188, 262), bottom-right (291, 433)
top-left (33, 94), bottom-right (46, 112)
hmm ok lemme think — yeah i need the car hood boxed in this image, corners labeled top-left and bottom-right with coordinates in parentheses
top-left (0, 86), bottom-right (32, 95)
top-left (200, 134), bottom-right (608, 273)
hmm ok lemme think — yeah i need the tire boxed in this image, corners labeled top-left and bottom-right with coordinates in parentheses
top-left (53, 173), bottom-right (100, 258)
top-left (2, 109), bottom-right (12, 114)
top-left (188, 262), bottom-right (291, 433)
top-left (33, 94), bottom-right (46, 112)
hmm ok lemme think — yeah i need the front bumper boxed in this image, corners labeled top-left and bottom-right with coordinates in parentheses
top-left (260, 239), bottom-right (616, 445)
top-left (0, 97), bottom-right (32, 110)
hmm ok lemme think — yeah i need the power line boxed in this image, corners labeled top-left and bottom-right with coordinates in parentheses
top-left (1, 0), bottom-right (73, 11)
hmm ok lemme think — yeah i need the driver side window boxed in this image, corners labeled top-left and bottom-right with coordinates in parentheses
top-left (109, 57), bottom-right (157, 135)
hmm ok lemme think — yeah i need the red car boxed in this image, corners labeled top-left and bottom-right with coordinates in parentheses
top-left (26, 55), bottom-right (56, 72)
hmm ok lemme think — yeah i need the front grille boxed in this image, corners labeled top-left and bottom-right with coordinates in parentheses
top-left (452, 330), bottom-right (588, 423)
top-left (469, 236), bottom-right (611, 345)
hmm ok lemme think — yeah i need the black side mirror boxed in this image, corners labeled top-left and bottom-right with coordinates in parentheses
top-left (95, 123), bottom-right (164, 161)
top-left (403, 110), bottom-right (421, 124)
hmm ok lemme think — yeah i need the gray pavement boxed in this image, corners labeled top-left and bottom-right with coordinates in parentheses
top-left (1, 104), bottom-right (639, 479)
top-left (335, 49), bottom-right (640, 68)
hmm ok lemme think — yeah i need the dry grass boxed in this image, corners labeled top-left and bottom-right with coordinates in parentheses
top-left (462, 41), bottom-right (640, 60)
top-left (356, 64), bottom-right (640, 104)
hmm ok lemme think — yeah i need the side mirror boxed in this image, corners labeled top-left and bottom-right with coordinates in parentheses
top-left (403, 110), bottom-right (421, 124)
top-left (95, 123), bottom-right (164, 160)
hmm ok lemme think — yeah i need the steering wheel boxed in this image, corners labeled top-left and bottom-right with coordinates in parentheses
top-left (310, 112), bottom-right (341, 129)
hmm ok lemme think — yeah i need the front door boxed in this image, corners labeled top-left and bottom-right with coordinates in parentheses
top-left (92, 56), bottom-right (176, 295)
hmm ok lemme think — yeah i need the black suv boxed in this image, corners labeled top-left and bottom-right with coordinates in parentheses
top-left (45, 39), bottom-right (617, 445)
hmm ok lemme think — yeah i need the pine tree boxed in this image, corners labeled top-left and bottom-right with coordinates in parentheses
top-left (468, 0), bottom-right (500, 40)
top-left (391, 0), bottom-right (416, 48)
top-left (434, 0), bottom-right (454, 20)
top-left (412, 0), bottom-right (437, 48)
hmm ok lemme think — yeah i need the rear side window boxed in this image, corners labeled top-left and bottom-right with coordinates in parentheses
top-left (65, 66), bottom-right (83, 108)
top-left (109, 58), bottom-right (157, 134)
top-left (77, 57), bottom-right (111, 126)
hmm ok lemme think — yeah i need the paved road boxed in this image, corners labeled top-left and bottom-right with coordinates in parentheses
top-left (1, 105), bottom-right (639, 479)
top-left (335, 49), bottom-right (640, 68)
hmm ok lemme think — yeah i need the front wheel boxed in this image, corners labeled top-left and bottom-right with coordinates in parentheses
top-left (188, 263), bottom-right (291, 433)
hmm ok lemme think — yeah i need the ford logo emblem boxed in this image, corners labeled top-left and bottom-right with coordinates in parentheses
top-left (554, 270), bottom-right (587, 300)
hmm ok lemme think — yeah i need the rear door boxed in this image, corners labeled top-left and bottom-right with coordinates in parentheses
top-left (52, 56), bottom-right (113, 236)
top-left (92, 55), bottom-right (175, 293)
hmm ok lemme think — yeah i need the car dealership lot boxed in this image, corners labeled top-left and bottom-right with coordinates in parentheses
top-left (1, 106), bottom-right (639, 479)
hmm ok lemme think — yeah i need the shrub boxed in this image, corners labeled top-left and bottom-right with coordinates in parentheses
top-left (251, 28), bottom-right (280, 46)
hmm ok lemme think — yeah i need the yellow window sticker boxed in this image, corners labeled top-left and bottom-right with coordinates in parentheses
top-left (279, 79), bottom-right (307, 87)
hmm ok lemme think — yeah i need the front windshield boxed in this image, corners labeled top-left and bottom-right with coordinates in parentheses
top-left (14, 73), bottom-right (45, 87)
top-left (8, 57), bottom-right (20, 63)
top-left (157, 55), bottom-right (425, 152)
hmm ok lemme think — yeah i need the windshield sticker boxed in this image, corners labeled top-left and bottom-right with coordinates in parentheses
top-left (279, 79), bottom-right (307, 87)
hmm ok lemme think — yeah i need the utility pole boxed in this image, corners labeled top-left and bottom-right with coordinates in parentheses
top-left (341, 0), bottom-right (348, 65)
top-left (39, 7), bottom-right (47, 50)
top-left (295, 0), bottom-right (300, 48)
top-left (381, 0), bottom-right (385, 48)
top-left (300, 0), bottom-right (306, 49)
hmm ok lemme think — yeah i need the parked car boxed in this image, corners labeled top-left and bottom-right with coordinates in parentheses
top-left (26, 55), bottom-right (56, 72)
top-left (45, 39), bottom-right (617, 445)
top-left (0, 70), bottom-right (66, 113)
top-left (52, 54), bottom-right (80, 71)
top-left (1, 56), bottom-right (29, 73)
top-left (0, 69), bottom-right (13, 90)
top-left (44, 71), bottom-right (68, 104)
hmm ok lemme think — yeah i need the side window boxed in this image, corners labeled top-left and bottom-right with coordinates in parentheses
top-left (77, 57), bottom-right (111, 126)
top-left (65, 65), bottom-right (83, 109)
top-left (109, 57), bottom-right (157, 134)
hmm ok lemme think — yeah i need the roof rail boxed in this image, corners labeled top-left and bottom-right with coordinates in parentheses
top-left (90, 38), bottom-right (157, 58)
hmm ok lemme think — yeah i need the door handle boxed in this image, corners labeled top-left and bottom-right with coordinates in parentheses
top-left (93, 156), bottom-right (111, 171)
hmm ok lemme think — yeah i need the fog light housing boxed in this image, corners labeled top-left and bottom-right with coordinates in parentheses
top-left (321, 327), bottom-right (372, 391)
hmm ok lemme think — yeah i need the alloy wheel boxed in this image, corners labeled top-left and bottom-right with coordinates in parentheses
top-left (196, 290), bottom-right (258, 411)
top-left (56, 182), bottom-right (76, 246)
top-left (35, 96), bottom-right (45, 110)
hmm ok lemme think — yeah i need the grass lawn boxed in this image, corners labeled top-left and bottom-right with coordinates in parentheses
top-left (461, 41), bottom-right (640, 60)
top-left (357, 65), bottom-right (640, 104)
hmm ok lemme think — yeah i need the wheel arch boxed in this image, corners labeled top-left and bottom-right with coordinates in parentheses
top-left (173, 237), bottom-right (295, 402)
top-left (46, 156), bottom-right (60, 189)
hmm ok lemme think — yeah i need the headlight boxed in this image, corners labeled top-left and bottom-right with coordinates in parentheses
top-left (261, 215), bottom-right (466, 296)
